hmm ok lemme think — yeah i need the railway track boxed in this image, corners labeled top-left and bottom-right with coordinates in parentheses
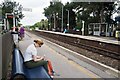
top-left (30, 30), bottom-right (120, 60)
top-left (73, 41), bottom-right (119, 60)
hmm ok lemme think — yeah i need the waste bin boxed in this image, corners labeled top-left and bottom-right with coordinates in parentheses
top-left (11, 31), bottom-right (18, 46)
top-left (115, 30), bottom-right (120, 40)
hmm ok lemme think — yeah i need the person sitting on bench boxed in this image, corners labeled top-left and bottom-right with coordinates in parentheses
top-left (23, 39), bottom-right (54, 77)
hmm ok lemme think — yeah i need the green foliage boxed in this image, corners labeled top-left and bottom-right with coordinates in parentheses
top-left (64, 2), bottom-right (76, 29)
top-left (1, 0), bottom-right (24, 19)
top-left (31, 19), bottom-right (49, 30)
top-left (1, 0), bottom-right (24, 29)
top-left (73, 2), bottom-right (114, 24)
top-left (30, 25), bottom-right (35, 30)
top-left (43, 1), bottom-right (76, 31)
top-left (43, 1), bottom-right (63, 31)
top-left (76, 21), bottom-right (82, 30)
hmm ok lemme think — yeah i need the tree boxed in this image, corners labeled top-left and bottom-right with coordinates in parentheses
top-left (43, 1), bottom-right (63, 31)
top-left (31, 19), bottom-right (49, 30)
top-left (43, 1), bottom-right (76, 31)
top-left (1, 0), bottom-right (24, 28)
top-left (114, 0), bottom-right (120, 23)
top-left (72, 2), bottom-right (114, 23)
top-left (64, 2), bottom-right (76, 30)
top-left (2, 0), bottom-right (23, 18)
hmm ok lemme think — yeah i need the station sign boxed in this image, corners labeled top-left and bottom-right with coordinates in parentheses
top-left (7, 15), bottom-right (13, 18)
top-left (22, 8), bottom-right (32, 12)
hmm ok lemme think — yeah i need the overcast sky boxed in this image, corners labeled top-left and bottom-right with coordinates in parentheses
top-left (0, 0), bottom-right (70, 26)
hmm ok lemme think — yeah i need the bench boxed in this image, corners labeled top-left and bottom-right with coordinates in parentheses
top-left (11, 48), bottom-right (52, 80)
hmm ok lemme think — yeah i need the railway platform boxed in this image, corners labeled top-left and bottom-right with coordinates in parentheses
top-left (36, 30), bottom-right (120, 45)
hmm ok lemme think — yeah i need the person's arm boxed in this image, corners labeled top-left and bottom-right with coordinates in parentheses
top-left (32, 55), bottom-right (44, 61)
top-left (36, 55), bottom-right (42, 58)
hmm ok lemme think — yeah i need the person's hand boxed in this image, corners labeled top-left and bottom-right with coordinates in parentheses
top-left (40, 56), bottom-right (44, 60)
top-left (43, 55), bottom-right (48, 61)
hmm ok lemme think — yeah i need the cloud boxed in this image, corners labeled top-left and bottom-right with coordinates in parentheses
top-left (16, 0), bottom-right (50, 26)
top-left (21, 6), bottom-right (47, 25)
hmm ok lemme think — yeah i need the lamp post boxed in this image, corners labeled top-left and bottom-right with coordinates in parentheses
top-left (66, 9), bottom-right (69, 30)
top-left (61, 5), bottom-right (64, 32)
top-left (82, 20), bottom-right (85, 35)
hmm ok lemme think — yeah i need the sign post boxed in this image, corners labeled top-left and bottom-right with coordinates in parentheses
top-left (82, 20), bottom-right (85, 35)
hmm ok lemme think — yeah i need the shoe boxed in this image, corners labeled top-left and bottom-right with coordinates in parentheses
top-left (50, 75), bottom-right (54, 78)
top-left (49, 72), bottom-right (54, 78)
top-left (52, 71), bottom-right (60, 76)
top-left (51, 70), bottom-right (55, 75)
